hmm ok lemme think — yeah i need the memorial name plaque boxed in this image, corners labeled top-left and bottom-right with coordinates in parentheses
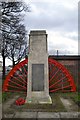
top-left (32, 64), bottom-right (44, 91)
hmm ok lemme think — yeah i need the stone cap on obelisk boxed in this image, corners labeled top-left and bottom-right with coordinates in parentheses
top-left (30, 30), bottom-right (46, 35)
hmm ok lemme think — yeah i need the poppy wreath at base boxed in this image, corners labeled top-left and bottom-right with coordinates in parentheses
top-left (15, 98), bottom-right (25, 105)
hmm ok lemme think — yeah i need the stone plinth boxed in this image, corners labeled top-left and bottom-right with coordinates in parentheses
top-left (26, 30), bottom-right (52, 104)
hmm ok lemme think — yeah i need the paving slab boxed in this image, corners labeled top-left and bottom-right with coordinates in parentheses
top-left (3, 95), bottom-right (19, 110)
top-left (60, 97), bottom-right (78, 111)
top-left (60, 112), bottom-right (79, 118)
top-left (14, 112), bottom-right (37, 118)
top-left (2, 114), bottom-right (14, 118)
top-left (78, 112), bottom-right (80, 118)
top-left (0, 104), bottom-right (2, 120)
top-left (2, 112), bottom-right (80, 119)
top-left (38, 112), bottom-right (60, 119)
top-left (5, 95), bottom-right (19, 105)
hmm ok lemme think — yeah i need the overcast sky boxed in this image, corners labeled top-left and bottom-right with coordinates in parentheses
top-left (0, 0), bottom-right (79, 66)
top-left (23, 0), bottom-right (78, 55)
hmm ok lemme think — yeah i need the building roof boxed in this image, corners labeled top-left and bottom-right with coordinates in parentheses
top-left (49, 55), bottom-right (80, 60)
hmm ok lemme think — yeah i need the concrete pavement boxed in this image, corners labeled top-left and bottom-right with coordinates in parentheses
top-left (2, 112), bottom-right (80, 119)
top-left (0, 104), bottom-right (2, 120)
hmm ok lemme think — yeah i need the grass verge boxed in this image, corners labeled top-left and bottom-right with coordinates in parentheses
top-left (11, 93), bottom-right (66, 112)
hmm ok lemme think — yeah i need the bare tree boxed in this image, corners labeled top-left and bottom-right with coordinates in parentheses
top-left (0, 2), bottom-right (29, 79)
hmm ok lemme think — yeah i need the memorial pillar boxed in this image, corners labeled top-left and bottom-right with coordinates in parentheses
top-left (26, 30), bottom-right (52, 104)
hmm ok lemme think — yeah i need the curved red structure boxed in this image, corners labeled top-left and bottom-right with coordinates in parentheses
top-left (49, 58), bottom-right (76, 92)
top-left (3, 58), bottom-right (76, 93)
top-left (3, 59), bottom-right (28, 93)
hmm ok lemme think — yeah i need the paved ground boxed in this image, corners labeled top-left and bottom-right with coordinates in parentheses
top-left (60, 97), bottom-right (78, 111)
top-left (0, 104), bottom-right (2, 120)
top-left (3, 95), bottom-right (19, 111)
top-left (1, 90), bottom-right (79, 119)
top-left (2, 112), bottom-right (80, 119)
top-left (2, 95), bottom-right (80, 119)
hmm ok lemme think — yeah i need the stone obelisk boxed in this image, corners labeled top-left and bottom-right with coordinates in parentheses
top-left (26, 30), bottom-right (52, 104)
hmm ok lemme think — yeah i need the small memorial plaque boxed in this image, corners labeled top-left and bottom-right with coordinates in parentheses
top-left (32, 64), bottom-right (44, 91)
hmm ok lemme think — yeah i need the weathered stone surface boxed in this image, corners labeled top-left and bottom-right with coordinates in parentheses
top-left (27, 30), bottom-right (52, 104)
top-left (14, 112), bottom-right (37, 118)
top-left (3, 95), bottom-right (19, 110)
top-left (60, 112), bottom-right (79, 118)
top-left (0, 104), bottom-right (2, 120)
top-left (2, 112), bottom-right (80, 119)
top-left (78, 112), bottom-right (80, 118)
top-left (38, 112), bottom-right (60, 118)
top-left (60, 97), bottom-right (78, 112)
top-left (3, 114), bottom-right (14, 118)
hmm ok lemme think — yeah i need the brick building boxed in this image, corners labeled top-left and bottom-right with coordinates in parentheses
top-left (49, 55), bottom-right (80, 91)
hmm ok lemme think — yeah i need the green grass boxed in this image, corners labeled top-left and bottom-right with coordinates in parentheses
top-left (70, 92), bottom-right (80, 108)
top-left (2, 92), bottom-right (26, 102)
top-left (2, 92), bottom-right (80, 113)
top-left (2, 92), bottom-right (21, 102)
top-left (57, 92), bottom-right (80, 111)
top-left (58, 92), bottom-right (79, 103)
top-left (10, 93), bottom-right (66, 112)
top-left (2, 92), bottom-right (12, 102)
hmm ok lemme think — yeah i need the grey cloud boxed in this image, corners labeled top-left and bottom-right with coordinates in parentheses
top-left (23, 1), bottom-right (78, 55)
top-left (48, 45), bottom-right (77, 55)
top-left (24, 2), bottom-right (77, 33)
top-left (48, 39), bottom-right (77, 55)
top-left (48, 43), bottom-right (70, 52)
top-left (64, 35), bottom-right (78, 41)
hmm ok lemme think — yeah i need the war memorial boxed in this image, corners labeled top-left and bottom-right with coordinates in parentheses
top-left (27, 30), bottom-right (52, 104)
top-left (2, 30), bottom-right (79, 119)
